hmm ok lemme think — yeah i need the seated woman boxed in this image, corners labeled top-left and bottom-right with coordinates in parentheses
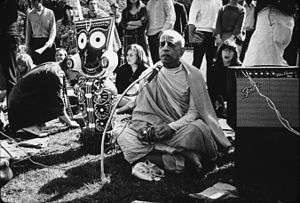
top-left (207, 40), bottom-right (241, 118)
top-left (7, 58), bottom-right (79, 135)
top-left (113, 44), bottom-right (149, 113)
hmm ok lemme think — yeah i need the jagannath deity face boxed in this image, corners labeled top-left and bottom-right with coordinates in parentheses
top-left (74, 18), bottom-right (113, 78)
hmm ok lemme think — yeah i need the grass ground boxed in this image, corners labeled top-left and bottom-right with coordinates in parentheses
top-left (1, 126), bottom-right (239, 203)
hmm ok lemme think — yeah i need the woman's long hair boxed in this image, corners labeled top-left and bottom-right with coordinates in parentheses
top-left (215, 40), bottom-right (241, 67)
top-left (126, 44), bottom-right (149, 67)
top-left (16, 53), bottom-right (35, 78)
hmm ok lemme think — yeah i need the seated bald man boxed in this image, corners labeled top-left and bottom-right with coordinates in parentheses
top-left (117, 30), bottom-right (232, 174)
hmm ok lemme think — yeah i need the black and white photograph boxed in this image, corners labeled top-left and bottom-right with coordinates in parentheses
top-left (0, 0), bottom-right (299, 202)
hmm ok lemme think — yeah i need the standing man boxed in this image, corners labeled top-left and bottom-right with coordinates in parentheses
top-left (173, 0), bottom-right (188, 36)
top-left (0, 0), bottom-right (18, 102)
top-left (25, 0), bottom-right (56, 65)
top-left (85, 0), bottom-right (111, 19)
top-left (146, 0), bottom-right (176, 64)
top-left (188, 0), bottom-right (222, 71)
top-left (240, 0), bottom-right (256, 62)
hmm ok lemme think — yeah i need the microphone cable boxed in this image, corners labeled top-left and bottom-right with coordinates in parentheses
top-left (99, 65), bottom-right (161, 181)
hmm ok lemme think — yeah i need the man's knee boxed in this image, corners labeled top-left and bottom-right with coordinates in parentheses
top-left (117, 127), bottom-right (140, 148)
top-left (188, 120), bottom-right (211, 135)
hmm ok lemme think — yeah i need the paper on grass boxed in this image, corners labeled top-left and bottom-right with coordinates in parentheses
top-left (189, 182), bottom-right (237, 200)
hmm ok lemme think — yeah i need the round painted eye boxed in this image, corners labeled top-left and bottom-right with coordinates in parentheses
top-left (89, 30), bottom-right (106, 49)
top-left (77, 31), bottom-right (87, 50)
top-left (66, 57), bottom-right (74, 69)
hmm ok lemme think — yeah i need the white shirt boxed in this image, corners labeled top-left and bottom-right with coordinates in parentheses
top-left (188, 0), bottom-right (222, 33)
top-left (146, 0), bottom-right (176, 36)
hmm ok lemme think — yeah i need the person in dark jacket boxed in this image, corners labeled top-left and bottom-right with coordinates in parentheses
top-left (7, 59), bottom-right (79, 134)
top-left (173, 0), bottom-right (188, 36)
top-left (0, 0), bottom-right (18, 102)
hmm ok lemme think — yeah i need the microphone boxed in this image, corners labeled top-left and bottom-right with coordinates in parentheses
top-left (146, 64), bottom-right (162, 83)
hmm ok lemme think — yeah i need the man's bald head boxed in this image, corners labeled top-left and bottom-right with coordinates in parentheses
top-left (159, 30), bottom-right (185, 68)
top-left (160, 30), bottom-right (185, 48)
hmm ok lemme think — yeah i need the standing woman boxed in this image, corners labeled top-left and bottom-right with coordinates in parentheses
top-left (120, 0), bottom-right (149, 64)
top-left (25, 0), bottom-right (56, 65)
top-left (243, 0), bottom-right (296, 66)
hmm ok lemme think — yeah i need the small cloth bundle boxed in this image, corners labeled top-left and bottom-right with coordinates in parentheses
top-left (132, 160), bottom-right (165, 181)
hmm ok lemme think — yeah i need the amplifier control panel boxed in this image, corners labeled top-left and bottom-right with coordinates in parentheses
top-left (235, 68), bottom-right (299, 78)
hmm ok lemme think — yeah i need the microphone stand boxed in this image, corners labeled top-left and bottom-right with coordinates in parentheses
top-left (99, 68), bottom-right (156, 183)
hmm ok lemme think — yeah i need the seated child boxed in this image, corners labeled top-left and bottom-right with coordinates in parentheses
top-left (55, 48), bottom-right (68, 63)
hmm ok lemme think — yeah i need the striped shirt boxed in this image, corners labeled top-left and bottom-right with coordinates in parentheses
top-left (25, 6), bottom-right (56, 46)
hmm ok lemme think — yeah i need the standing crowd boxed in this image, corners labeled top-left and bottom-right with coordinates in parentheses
top-left (0, 0), bottom-right (298, 175)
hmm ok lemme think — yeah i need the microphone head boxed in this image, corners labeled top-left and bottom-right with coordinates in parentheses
top-left (146, 63), bottom-right (162, 83)
top-left (153, 62), bottom-right (163, 70)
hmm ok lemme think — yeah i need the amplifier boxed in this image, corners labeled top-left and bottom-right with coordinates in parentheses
top-left (227, 66), bottom-right (299, 129)
top-left (227, 66), bottom-right (300, 202)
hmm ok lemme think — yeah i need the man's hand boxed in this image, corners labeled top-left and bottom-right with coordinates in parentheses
top-left (153, 124), bottom-right (175, 141)
top-left (215, 34), bottom-right (222, 47)
top-left (188, 24), bottom-right (204, 44)
top-left (137, 127), bottom-right (155, 143)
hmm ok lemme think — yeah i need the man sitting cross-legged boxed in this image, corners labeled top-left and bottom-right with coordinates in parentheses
top-left (117, 30), bottom-right (232, 174)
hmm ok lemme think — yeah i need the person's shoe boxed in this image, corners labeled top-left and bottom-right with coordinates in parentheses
top-left (132, 160), bottom-right (165, 181)
top-left (132, 162), bottom-right (153, 181)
